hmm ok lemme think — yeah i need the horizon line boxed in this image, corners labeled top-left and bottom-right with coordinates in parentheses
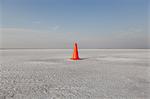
top-left (0, 48), bottom-right (149, 50)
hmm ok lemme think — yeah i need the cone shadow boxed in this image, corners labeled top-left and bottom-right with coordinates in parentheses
top-left (79, 58), bottom-right (89, 60)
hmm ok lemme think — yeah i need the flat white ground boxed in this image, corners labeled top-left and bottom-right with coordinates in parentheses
top-left (0, 49), bottom-right (150, 99)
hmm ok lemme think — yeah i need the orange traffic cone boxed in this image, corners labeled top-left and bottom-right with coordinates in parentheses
top-left (71, 42), bottom-right (80, 60)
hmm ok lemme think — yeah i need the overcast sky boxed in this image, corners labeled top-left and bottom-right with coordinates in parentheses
top-left (0, 0), bottom-right (149, 49)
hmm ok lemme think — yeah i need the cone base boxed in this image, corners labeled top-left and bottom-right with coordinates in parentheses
top-left (70, 58), bottom-right (80, 60)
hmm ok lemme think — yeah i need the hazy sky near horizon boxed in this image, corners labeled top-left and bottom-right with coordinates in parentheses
top-left (0, 0), bottom-right (149, 48)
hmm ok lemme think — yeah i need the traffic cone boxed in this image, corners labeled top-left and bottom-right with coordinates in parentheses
top-left (71, 42), bottom-right (80, 60)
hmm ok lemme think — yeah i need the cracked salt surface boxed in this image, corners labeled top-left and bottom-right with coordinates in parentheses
top-left (0, 49), bottom-right (150, 99)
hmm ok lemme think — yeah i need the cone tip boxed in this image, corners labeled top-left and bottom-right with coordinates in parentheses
top-left (74, 42), bottom-right (78, 45)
